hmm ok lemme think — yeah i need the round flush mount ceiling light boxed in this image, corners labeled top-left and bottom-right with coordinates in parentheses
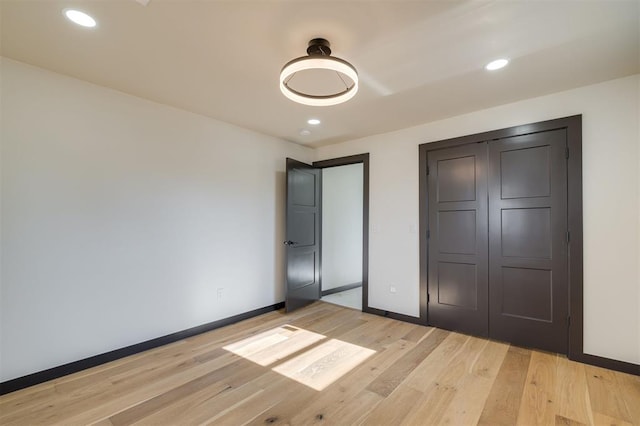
top-left (64, 9), bottom-right (97, 28)
top-left (307, 118), bottom-right (321, 125)
top-left (485, 58), bottom-right (509, 71)
top-left (280, 38), bottom-right (358, 107)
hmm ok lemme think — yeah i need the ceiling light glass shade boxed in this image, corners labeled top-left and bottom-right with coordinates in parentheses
top-left (280, 39), bottom-right (358, 107)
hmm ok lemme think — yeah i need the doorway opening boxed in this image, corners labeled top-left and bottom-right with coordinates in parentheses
top-left (319, 163), bottom-right (364, 310)
top-left (314, 154), bottom-right (369, 312)
top-left (283, 154), bottom-right (369, 313)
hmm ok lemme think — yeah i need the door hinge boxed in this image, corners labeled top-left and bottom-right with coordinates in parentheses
top-left (566, 147), bottom-right (570, 159)
top-left (566, 231), bottom-right (570, 243)
top-left (427, 229), bottom-right (430, 239)
top-left (567, 315), bottom-right (571, 326)
top-left (427, 293), bottom-right (430, 303)
top-left (426, 165), bottom-right (430, 175)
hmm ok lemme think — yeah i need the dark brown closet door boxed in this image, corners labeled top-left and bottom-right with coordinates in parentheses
top-left (428, 143), bottom-right (489, 337)
top-left (488, 130), bottom-right (568, 353)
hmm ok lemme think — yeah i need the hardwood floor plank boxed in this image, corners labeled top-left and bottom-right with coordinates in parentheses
top-left (90, 418), bottom-right (115, 426)
top-left (288, 339), bottom-right (415, 424)
top-left (327, 389), bottom-right (384, 425)
top-left (402, 331), bottom-right (469, 392)
top-left (133, 373), bottom-right (270, 425)
top-left (0, 339), bottom-right (190, 418)
top-left (124, 380), bottom-right (236, 426)
top-left (108, 358), bottom-right (265, 425)
top-left (366, 327), bottom-right (447, 397)
top-left (328, 314), bottom-right (395, 351)
top-left (401, 324), bottom-right (433, 343)
top-left (592, 412), bottom-right (634, 426)
top-left (555, 356), bottom-right (593, 426)
top-left (24, 353), bottom-right (249, 425)
top-left (555, 414), bottom-right (587, 426)
top-left (204, 375), bottom-right (305, 426)
top-left (516, 351), bottom-right (558, 426)
top-left (360, 384), bottom-right (424, 425)
top-left (436, 340), bottom-right (509, 425)
top-left (1, 303), bottom-right (637, 426)
top-left (325, 317), bottom-right (368, 339)
top-left (399, 335), bottom-right (485, 425)
top-left (401, 380), bottom-right (458, 426)
top-left (399, 336), bottom-right (489, 425)
top-left (619, 371), bottom-right (640, 425)
top-left (272, 338), bottom-right (376, 391)
top-left (585, 364), bottom-right (633, 424)
top-left (241, 383), bottom-right (318, 426)
top-left (371, 319), bottom-right (420, 348)
top-left (477, 345), bottom-right (531, 426)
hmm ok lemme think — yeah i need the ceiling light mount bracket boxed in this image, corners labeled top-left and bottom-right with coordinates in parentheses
top-left (280, 38), bottom-right (358, 107)
top-left (306, 38), bottom-right (331, 56)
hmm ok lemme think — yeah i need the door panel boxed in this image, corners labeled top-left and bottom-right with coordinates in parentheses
top-left (501, 208), bottom-right (552, 259)
top-left (428, 143), bottom-right (489, 337)
top-left (501, 267), bottom-right (552, 321)
top-left (286, 158), bottom-right (321, 312)
top-left (500, 146), bottom-right (551, 198)
top-left (488, 129), bottom-right (568, 353)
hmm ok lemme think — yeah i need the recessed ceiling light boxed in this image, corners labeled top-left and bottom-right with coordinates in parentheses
top-left (485, 58), bottom-right (509, 71)
top-left (300, 129), bottom-right (311, 136)
top-left (307, 119), bottom-right (321, 125)
top-left (64, 9), bottom-right (97, 28)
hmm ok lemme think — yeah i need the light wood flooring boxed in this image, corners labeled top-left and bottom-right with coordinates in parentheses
top-left (1, 302), bottom-right (638, 425)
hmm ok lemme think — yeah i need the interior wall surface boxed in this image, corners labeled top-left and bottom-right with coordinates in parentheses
top-left (315, 74), bottom-right (640, 365)
top-left (0, 58), bottom-right (313, 381)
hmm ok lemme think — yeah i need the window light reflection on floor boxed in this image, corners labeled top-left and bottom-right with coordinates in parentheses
top-left (223, 325), bottom-right (325, 366)
top-left (223, 325), bottom-right (376, 391)
top-left (273, 338), bottom-right (375, 391)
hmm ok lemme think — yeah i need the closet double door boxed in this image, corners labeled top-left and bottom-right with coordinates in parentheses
top-left (427, 129), bottom-right (568, 354)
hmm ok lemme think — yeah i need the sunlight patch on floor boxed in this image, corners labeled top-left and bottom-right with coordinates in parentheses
top-left (272, 338), bottom-right (376, 391)
top-left (224, 325), bottom-right (376, 391)
top-left (223, 325), bottom-right (325, 366)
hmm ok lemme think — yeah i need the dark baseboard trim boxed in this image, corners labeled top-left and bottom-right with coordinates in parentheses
top-left (0, 302), bottom-right (285, 395)
top-left (321, 282), bottom-right (361, 297)
top-left (364, 306), bottom-right (423, 325)
top-left (571, 352), bottom-right (639, 376)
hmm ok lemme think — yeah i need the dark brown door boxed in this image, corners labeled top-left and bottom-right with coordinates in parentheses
top-left (285, 158), bottom-right (321, 312)
top-left (427, 143), bottom-right (489, 337)
top-left (488, 130), bottom-right (569, 353)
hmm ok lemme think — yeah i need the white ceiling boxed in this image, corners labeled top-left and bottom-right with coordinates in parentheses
top-left (1, 0), bottom-right (638, 146)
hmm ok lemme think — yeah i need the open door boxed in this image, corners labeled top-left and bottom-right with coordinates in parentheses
top-left (285, 158), bottom-right (321, 312)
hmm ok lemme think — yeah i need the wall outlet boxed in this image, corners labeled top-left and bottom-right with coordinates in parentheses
top-left (389, 285), bottom-right (397, 294)
top-left (217, 288), bottom-right (224, 299)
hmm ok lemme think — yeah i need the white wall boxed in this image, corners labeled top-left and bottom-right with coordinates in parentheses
top-left (1, 58), bottom-right (637, 382)
top-left (315, 74), bottom-right (640, 365)
top-left (321, 164), bottom-right (363, 291)
top-left (0, 58), bottom-right (313, 382)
